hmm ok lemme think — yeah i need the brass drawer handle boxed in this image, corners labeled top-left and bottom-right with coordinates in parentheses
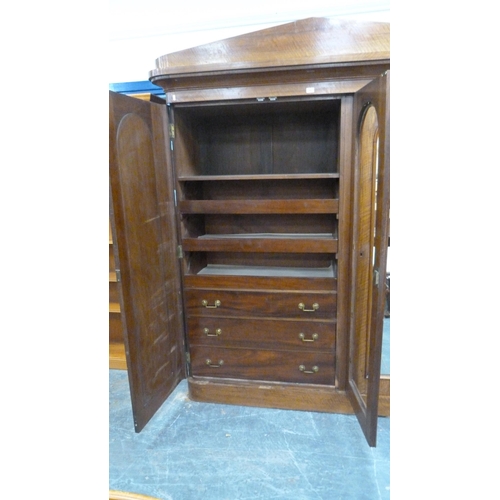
top-left (202, 299), bottom-right (221, 309)
top-left (206, 359), bottom-right (224, 368)
top-left (298, 302), bottom-right (319, 312)
top-left (299, 333), bottom-right (319, 342)
top-left (204, 328), bottom-right (222, 337)
top-left (299, 365), bottom-right (319, 374)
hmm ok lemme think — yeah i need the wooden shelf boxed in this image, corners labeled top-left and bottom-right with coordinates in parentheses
top-left (109, 342), bottom-right (127, 370)
top-left (179, 199), bottom-right (338, 214)
top-left (197, 263), bottom-right (335, 278)
top-left (109, 302), bottom-right (121, 314)
top-left (182, 234), bottom-right (337, 253)
top-left (178, 173), bottom-right (340, 182)
top-left (109, 271), bottom-right (117, 282)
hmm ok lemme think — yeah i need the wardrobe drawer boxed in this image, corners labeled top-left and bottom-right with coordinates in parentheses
top-left (187, 316), bottom-right (335, 351)
top-left (190, 346), bottom-right (335, 385)
top-left (184, 289), bottom-right (336, 319)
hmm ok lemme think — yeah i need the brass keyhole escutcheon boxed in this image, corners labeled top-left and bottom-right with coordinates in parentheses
top-left (202, 299), bottom-right (221, 309)
top-left (299, 365), bottom-right (319, 374)
top-left (299, 333), bottom-right (319, 342)
top-left (298, 302), bottom-right (319, 312)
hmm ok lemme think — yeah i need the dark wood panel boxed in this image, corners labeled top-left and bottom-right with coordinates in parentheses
top-left (198, 112), bottom-right (273, 175)
top-left (166, 80), bottom-right (372, 103)
top-left (179, 199), bottom-right (338, 214)
top-left (109, 280), bottom-right (119, 303)
top-left (184, 274), bottom-right (336, 291)
top-left (173, 98), bottom-right (340, 177)
top-left (182, 236), bottom-right (337, 253)
top-left (188, 377), bottom-right (390, 416)
top-left (271, 107), bottom-right (339, 174)
top-left (201, 213), bottom-right (337, 237)
top-left (334, 94), bottom-right (355, 391)
top-left (347, 73), bottom-right (390, 447)
top-left (109, 313), bottom-right (123, 343)
top-left (198, 213), bottom-right (337, 237)
top-left (184, 289), bottom-right (336, 319)
top-left (199, 178), bottom-right (339, 200)
top-left (156, 63), bottom-right (389, 94)
top-left (187, 316), bottom-right (335, 351)
top-left (203, 252), bottom-right (336, 270)
top-left (190, 346), bottom-right (335, 385)
top-left (109, 91), bottom-right (185, 432)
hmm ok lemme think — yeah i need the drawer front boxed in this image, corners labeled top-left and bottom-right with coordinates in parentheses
top-left (184, 289), bottom-right (336, 319)
top-left (190, 346), bottom-right (335, 385)
top-left (184, 274), bottom-right (336, 292)
top-left (187, 316), bottom-right (335, 351)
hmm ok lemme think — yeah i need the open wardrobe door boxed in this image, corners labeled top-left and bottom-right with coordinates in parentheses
top-left (109, 91), bottom-right (186, 432)
top-left (347, 72), bottom-right (390, 447)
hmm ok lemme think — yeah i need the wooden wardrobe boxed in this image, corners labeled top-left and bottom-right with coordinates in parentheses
top-left (109, 17), bottom-right (390, 446)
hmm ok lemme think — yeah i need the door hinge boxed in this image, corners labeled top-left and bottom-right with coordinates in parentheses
top-left (186, 352), bottom-right (190, 364)
top-left (169, 124), bottom-right (175, 139)
top-left (374, 269), bottom-right (380, 287)
top-left (177, 245), bottom-right (183, 259)
top-left (115, 269), bottom-right (121, 282)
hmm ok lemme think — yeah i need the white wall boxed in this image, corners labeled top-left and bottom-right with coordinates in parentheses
top-left (109, 0), bottom-right (390, 83)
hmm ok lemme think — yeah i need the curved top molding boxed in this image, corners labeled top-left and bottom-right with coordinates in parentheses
top-left (149, 17), bottom-right (389, 82)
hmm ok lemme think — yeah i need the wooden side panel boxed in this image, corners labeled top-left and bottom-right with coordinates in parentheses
top-left (335, 95), bottom-right (354, 391)
top-left (347, 72), bottom-right (390, 446)
top-left (109, 91), bottom-right (185, 432)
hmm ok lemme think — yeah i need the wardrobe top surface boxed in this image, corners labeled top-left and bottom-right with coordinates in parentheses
top-left (149, 17), bottom-right (390, 80)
